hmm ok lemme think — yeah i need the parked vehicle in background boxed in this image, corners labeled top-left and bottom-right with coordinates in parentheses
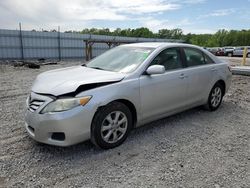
top-left (233, 47), bottom-right (250, 57)
top-left (222, 47), bottom-right (235, 57)
top-left (215, 48), bottom-right (224, 56)
top-left (24, 43), bottom-right (232, 149)
top-left (207, 47), bottom-right (219, 55)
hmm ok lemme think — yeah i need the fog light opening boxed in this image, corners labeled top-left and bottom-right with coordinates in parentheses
top-left (28, 126), bottom-right (35, 133)
top-left (51, 132), bottom-right (65, 141)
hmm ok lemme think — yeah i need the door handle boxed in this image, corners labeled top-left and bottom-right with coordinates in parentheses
top-left (179, 73), bottom-right (185, 79)
top-left (211, 67), bottom-right (217, 72)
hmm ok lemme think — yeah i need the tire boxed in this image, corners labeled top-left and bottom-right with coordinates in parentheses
top-left (247, 53), bottom-right (250, 58)
top-left (91, 102), bottom-right (132, 149)
top-left (227, 52), bottom-right (233, 57)
top-left (205, 83), bottom-right (224, 111)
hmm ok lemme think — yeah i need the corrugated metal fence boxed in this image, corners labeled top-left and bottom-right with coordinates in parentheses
top-left (0, 29), bottom-right (182, 60)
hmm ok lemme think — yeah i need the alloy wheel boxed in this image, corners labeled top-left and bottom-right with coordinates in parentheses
top-left (211, 87), bottom-right (222, 108)
top-left (101, 111), bottom-right (128, 144)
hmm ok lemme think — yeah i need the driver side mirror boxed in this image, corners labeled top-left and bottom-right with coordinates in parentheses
top-left (146, 65), bottom-right (165, 75)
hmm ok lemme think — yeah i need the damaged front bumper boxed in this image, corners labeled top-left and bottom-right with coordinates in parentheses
top-left (24, 92), bottom-right (96, 146)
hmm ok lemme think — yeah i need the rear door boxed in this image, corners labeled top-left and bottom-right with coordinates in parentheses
top-left (182, 47), bottom-right (217, 105)
top-left (139, 47), bottom-right (188, 120)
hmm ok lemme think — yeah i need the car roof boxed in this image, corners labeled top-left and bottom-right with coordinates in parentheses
top-left (122, 42), bottom-right (202, 49)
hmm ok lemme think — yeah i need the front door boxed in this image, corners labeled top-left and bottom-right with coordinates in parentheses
top-left (139, 47), bottom-right (188, 121)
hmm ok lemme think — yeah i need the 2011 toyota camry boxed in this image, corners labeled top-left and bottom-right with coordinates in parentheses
top-left (25, 43), bottom-right (232, 149)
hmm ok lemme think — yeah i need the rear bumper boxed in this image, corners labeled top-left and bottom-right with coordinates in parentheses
top-left (24, 105), bottom-right (96, 146)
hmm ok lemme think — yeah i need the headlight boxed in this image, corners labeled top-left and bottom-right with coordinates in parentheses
top-left (41, 96), bottom-right (92, 114)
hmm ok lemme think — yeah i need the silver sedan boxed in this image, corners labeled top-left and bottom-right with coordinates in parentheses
top-left (25, 43), bottom-right (232, 149)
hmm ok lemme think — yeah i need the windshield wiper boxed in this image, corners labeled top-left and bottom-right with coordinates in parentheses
top-left (82, 64), bottom-right (112, 71)
top-left (88, 66), bottom-right (106, 70)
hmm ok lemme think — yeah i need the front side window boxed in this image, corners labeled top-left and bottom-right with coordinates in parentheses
top-left (150, 48), bottom-right (182, 71)
top-left (204, 53), bottom-right (215, 64)
top-left (183, 48), bottom-right (205, 67)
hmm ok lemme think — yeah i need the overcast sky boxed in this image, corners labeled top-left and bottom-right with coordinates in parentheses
top-left (0, 0), bottom-right (249, 34)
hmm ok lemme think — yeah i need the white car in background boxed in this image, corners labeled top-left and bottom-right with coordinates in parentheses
top-left (233, 47), bottom-right (250, 57)
top-left (222, 47), bottom-right (235, 57)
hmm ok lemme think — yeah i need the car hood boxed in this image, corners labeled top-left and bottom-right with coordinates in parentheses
top-left (32, 65), bottom-right (125, 96)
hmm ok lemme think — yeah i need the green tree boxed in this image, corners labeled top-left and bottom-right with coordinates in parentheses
top-left (77, 27), bottom-right (250, 47)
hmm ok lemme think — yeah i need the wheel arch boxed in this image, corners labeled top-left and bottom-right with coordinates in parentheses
top-left (94, 99), bottom-right (138, 129)
top-left (112, 99), bottom-right (137, 128)
top-left (214, 79), bottom-right (226, 96)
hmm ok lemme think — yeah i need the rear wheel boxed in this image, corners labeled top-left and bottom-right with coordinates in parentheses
top-left (91, 102), bottom-right (132, 149)
top-left (205, 83), bottom-right (224, 111)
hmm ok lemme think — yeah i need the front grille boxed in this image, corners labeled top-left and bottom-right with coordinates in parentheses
top-left (28, 100), bottom-right (44, 112)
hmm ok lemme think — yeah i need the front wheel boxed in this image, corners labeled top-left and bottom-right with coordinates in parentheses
top-left (205, 83), bottom-right (224, 111)
top-left (91, 102), bottom-right (132, 149)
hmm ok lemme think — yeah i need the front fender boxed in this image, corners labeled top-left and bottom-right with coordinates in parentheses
top-left (76, 78), bottom-right (142, 122)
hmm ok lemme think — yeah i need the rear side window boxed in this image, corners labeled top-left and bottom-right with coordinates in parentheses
top-left (150, 48), bottom-right (182, 71)
top-left (183, 48), bottom-right (205, 67)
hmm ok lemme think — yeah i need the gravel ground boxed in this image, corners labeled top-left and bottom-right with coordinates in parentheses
top-left (0, 57), bottom-right (249, 188)
top-left (219, 56), bottom-right (250, 66)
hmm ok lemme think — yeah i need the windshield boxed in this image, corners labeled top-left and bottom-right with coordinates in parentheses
top-left (85, 46), bottom-right (154, 73)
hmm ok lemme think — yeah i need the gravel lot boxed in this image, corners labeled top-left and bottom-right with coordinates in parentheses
top-left (0, 57), bottom-right (249, 187)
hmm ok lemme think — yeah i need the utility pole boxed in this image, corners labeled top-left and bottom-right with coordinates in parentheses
top-left (19, 22), bottom-right (24, 60)
top-left (58, 26), bottom-right (61, 61)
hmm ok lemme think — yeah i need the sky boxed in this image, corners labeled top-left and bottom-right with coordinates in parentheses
top-left (0, 0), bottom-right (249, 34)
